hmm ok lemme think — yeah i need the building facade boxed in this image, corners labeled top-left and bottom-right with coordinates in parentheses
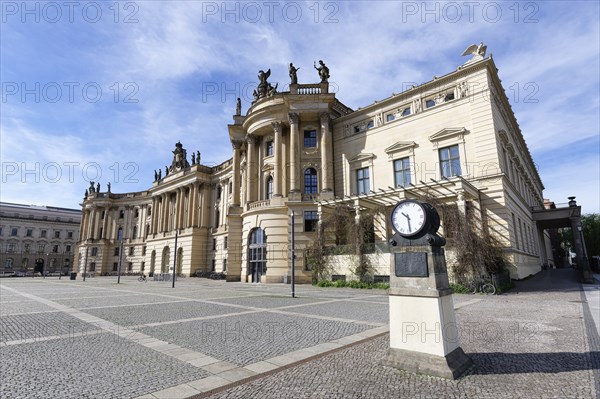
top-left (76, 51), bottom-right (555, 282)
top-left (0, 202), bottom-right (81, 276)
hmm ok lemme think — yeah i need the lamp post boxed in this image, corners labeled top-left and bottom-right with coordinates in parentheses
top-left (172, 230), bottom-right (178, 288)
top-left (290, 211), bottom-right (296, 298)
top-left (117, 228), bottom-right (123, 284)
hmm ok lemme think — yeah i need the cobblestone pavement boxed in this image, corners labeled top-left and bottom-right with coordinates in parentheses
top-left (1, 269), bottom-right (598, 399)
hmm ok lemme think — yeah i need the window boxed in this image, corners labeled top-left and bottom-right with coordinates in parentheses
top-left (394, 157), bottom-right (411, 187)
top-left (444, 92), bottom-right (455, 102)
top-left (386, 114), bottom-right (395, 122)
top-left (41, 230), bottom-right (47, 238)
top-left (5, 258), bottom-right (14, 268)
top-left (114, 247), bottom-right (120, 256)
top-left (223, 258), bottom-right (227, 271)
top-left (119, 210), bottom-right (124, 219)
top-left (101, 211), bottom-right (106, 219)
top-left (266, 176), bottom-right (273, 199)
top-left (366, 120), bottom-right (374, 129)
top-left (132, 226), bottom-right (138, 239)
top-left (303, 130), bottom-right (317, 147)
top-left (7, 244), bottom-right (16, 253)
top-left (215, 210), bottom-right (220, 227)
top-left (212, 239), bottom-right (217, 250)
top-left (141, 262), bottom-right (145, 271)
top-left (0, 227), bottom-right (2, 236)
top-left (24, 244), bottom-right (31, 253)
top-left (66, 245), bottom-right (71, 253)
top-left (248, 228), bottom-right (267, 283)
top-left (224, 237), bottom-right (228, 249)
top-left (304, 211), bottom-right (318, 232)
top-left (67, 231), bottom-right (73, 239)
top-left (402, 107), bottom-right (411, 116)
top-left (129, 247), bottom-right (134, 256)
top-left (142, 246), bottom-right (146, 256)
top-left (54, 231), bottom-right (60, 239)
top-left (135, 208), bottom-right (139, 218)
top-left (91, 247), bottom-right (98, 256)
top-left (22, 258), bottom-right (29, 268)
top-left (439, 145), bottom-right (461, 178)
top-left (10, 228), bottom-right (18, 236)
top-left (90, 262), bottom-right (96, 272)
top-left (304, 168), bottom-right (318, 194)
top-left (113, 262), bottom-right (118, 271)
top-left (38, 244), bottom-right (45, 253)
top-left (148, 207), bottom-right (152, 216)
top-left (217, 185), bottom-right (222, 199)
top-left (128, 262), bottom-right (133, 272)
top-left (52, 245), bottom-right (59, 253)
top-left (266, 140), bottom-right (274, 156)
top-left (356, 167), bottom-right (370, 194)
top-left (211, 259), bottom-right (216, 272)
top-left (26, 229), bottom-right (33, 237)
top-left (228, 181), bottom-right (232, 194)
top-left (425, 99), bottom-right (436, 108)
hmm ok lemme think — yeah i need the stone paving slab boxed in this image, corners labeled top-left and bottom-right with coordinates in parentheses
top-left (211, 295), bottom-right (327, 309)
top-left (283, 300), bottom-right (389, 324)
top-left (0, 333), bottom-right (209, 399)
top-left (0, 311), bottom-right (94, 343)
top-left (138, 311), bottom-right (378, 366)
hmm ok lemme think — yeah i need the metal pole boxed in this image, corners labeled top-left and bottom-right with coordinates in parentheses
top-left (83, 246), bottom-right (88, 282)
top-left (43, 252), bottom-right (47, 278)
top-left (58, 248), bottom-right (62, 280)
top-left (172, 230), bottom-right (178, 288)
top-left (117, 233), bottom-right (123, 284)
top-left (291, 211), bottom-right (295, 298)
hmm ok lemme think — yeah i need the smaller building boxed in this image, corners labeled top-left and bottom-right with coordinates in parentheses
top-left (0, 202), bottom-right (81, 276)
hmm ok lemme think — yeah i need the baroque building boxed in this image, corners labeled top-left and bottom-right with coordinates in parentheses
top-left (76, 49), bottom-right (559, 283)
top-left (0, 202), bottom-right (81, 276)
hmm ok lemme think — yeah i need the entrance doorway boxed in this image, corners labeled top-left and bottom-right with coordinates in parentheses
top-left (248, 228), bottom-right (267, 283)
top-left (34, 258), bottom-right (44, 274)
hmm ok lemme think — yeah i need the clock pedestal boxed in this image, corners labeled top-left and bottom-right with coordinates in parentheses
top-left (383, 234), bottom-right (473, 379)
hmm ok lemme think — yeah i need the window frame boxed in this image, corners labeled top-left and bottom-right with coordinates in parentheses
top-left (356, 167), bottom-right (370, 194)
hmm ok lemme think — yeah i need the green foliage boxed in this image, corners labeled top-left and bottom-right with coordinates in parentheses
top-left (582, 213), bottom-right (600, 257)
top-left (313, 279), bottom-right (389, 290)
top-left (449, 283), bottom-right (471, 294)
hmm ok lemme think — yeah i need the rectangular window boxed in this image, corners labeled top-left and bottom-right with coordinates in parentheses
top-left (90, 262), bottom-right (96, 272)
top-left (303, 130), bottom-right (317, 148)
top-left (223, 258), bottom-right (227, 271)
top-left (7, 244), bottom-right (16, 253)
top-left (224, 237), bottom-right (228, 249)
top-left (129, 247), bottom-right (134, 256)
top-left (52, 245), bottom-right (59, 253)
top-left (10, 228), bottom-right (18, 236)
top-left (38, 244), bottom-right (45, 252)
top-left (66, 245), bottom-right (71, 252)
top-left (91, 247), bottom-right (98, 256)
top-left (135, 209), bottom-right (139, 218)
top-left (356, 167), bottom-right (370, 194)
top-left (113, 262), bottom-right (118, 271)
top-left (114, 247), bottom-right (119, 256)
top-left (211, 259), bottom-right (216, 272)
top-left (266, 141), bottom-right (274, 156)
top-left (439, 145), bottom-right (461, 178)
top-left (304, 211), bottom-right (319, 232)
top-left (304, 169), bottom-right (318, 194)
top-left (24, 244), bottom-right (30, 253)
top-left (393, 157), bottom-right (411, 187)
top-left (41, 230), bottom-right (47, 238)
top-left (128, 262), bottom-right (133, 272)
top-left (212, 239), bottom-right (217, 250)
top-left (119, 210), bottom-right (124, 219)
top-left (142, 246), bottom-right (146, 256)
top-left (26, 229), bottom-right (33, 237)
top-left (54, 231), bottom-right (60, 239)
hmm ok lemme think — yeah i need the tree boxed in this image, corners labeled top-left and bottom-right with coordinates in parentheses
top-left (582, 213), bottom-right (600, 257)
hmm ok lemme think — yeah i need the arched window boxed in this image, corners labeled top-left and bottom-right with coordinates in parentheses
top-left (161, 246), bottom-right (170, 273)
top-left (150, 250), bottom-right (156, 273)
top-left (117, 227), bottom-right (123, 241)
top-left (304, 168), bottom-right (318, 194)
top-left (176, 247), bottom-right (183, 274)
top-left (266, 176), bottom-right (273, 199)
top-left (248, 228), bottom-right (267, 283)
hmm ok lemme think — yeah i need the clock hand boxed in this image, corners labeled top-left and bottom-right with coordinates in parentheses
top-left (401, 212), bottom-right (412, 231)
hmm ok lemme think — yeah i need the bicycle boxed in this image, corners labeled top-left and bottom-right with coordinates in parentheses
top-left (138, 274), bottom-right (147, 282)
top-left (467, 275), bottom-right (496, 295)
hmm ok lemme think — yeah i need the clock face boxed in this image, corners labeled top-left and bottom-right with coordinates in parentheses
top-left (391, 200), bottom-right (427, 237)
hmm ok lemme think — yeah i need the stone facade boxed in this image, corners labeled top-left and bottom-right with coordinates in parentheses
top-left (0, 202), bottom-right (81, 275)
top-left (75, 55), bottom-right (553, 282)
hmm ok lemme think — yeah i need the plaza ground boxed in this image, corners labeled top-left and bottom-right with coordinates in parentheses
top-left (0, 269), bottom-right (598, 399)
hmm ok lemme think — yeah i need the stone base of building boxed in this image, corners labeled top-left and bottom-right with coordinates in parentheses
top-left (382, 346), bottom-right (473, 380)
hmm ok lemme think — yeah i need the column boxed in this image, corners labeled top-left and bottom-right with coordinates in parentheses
top-left (88, 208), bottom-right (97, 240)
top-left (231, 141), bottom-right (242, 206)
top-left (102, 207), bottom-right (109, 239)
top-left (272, 121), bottom-right (283, 197)
top-left (289, 113), bottom-right (300, 193)
top-left (151, 197), bottom-right (157, 234)
top-left (320, 112), bottom-right (333, 192)
top-left (246, 134), bottom-right (258, 203)
top-left (162, 194), bottom-right (168, 232)
top-left (201, 184), bottom-right (209, 228)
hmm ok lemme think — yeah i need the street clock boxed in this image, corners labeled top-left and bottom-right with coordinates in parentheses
top-left (390, 199), bottom-right (440, 239)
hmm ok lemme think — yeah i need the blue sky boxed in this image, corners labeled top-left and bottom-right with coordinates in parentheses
top-left (1, 1), bottom-right (599, 213)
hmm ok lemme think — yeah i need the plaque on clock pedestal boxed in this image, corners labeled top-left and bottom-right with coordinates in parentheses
top-left (383, 200), bottom-right (472, 380)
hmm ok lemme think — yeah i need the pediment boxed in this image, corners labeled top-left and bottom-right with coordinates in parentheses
top-left (348, 153), bottom-right (376, 163)
top-left (384, 141), bottom-right (417, 154)
top-left (428, 127), bottom-right (469, 142)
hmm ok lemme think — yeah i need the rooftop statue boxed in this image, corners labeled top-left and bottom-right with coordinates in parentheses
top-left (169, 141), bottom-right (190, 173)
top-left (235, 97), bottom-right (242, 116)
top-left (314, 60), bottom-right (330, 83)
top-left (289, 63), bottom-right (299, 85)
top-left (461, 42), bottom-right (487, 65)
